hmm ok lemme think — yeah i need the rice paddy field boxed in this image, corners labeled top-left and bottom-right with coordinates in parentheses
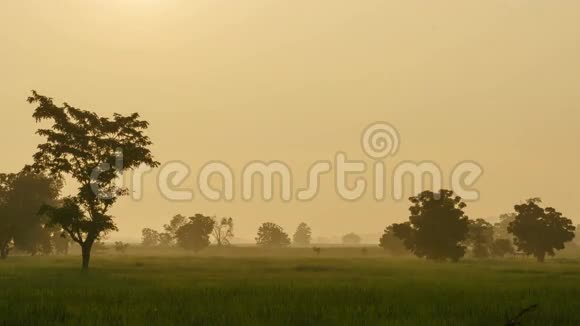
top-left (1, 247), bottom-right (579, 325)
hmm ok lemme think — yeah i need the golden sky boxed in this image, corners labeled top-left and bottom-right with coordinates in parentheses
top-left (1, 1), bottom-right (579, 242)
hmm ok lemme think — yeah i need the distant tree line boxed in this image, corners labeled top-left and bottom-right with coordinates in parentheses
top-left (142, 214), bottom-right (234, 252)
top-left (381, 190), bottom-right (576, 262)
top-left (138, 190), bottom-right (577, 264)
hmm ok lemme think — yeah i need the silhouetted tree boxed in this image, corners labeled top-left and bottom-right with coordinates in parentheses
top-left (342, 233), bottom-right (362, 245)
top-left (0, 171), bottom-right (61, 258)
top-left (141, 228), bottom-right (160, 247)
top-left (379, 226), bottom-right (407, 256)
top-left (293, 222), bottom-right (312, 247)
top-left (491, 239), bottom-right (514, 258)
top-left (392, 190), bottom-right (469, 262)
top-left (212, 217), bottom-right (234, 246)
top-left (175, 214), bottom-right (215, 252)
top-left (508, 198), bottom-right (575, 262)
top-left (466, 219), bottom-right (494, 258)
top-left (256, 222), bottom-right (291, 248)
top-left (28, 91), bottom-right (159, 270)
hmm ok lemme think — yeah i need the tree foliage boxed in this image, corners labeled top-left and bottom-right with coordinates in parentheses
top-left (256, 222), bottom-right (291, 248)
top-left (490, 239), bottom-right (514, 258)
top-left (141, 228), bottom-right (160, 247)
top-left (163, 215), bottom-right (188, 240)
top-left (379, 226), bottom-right (407, 256)
top-left (0, 171), bottom-right (61, 258)
top-left (466, 218), bottom-right (494, 258)
top-left (175, 214), bottom-right (215, 252)
top-left (508, 198), bottom-right (575, 262)
top-left (392, 190), bottom-right (469, 262)
top-left (292, 222), bottom-right (312, 247)
top-left (494, 213), bottom-right (516, 241)
top-left (27, 92), bottom-right (159, 270)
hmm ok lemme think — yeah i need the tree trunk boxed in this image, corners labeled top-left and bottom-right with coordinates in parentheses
top-left (536, 253), bottom-right (545, 263)
top-left (81, 242), bottom-right (93, 271)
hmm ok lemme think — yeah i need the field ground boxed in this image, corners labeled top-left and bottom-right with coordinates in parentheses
top-left (1, 247), bottom-right (580, 325)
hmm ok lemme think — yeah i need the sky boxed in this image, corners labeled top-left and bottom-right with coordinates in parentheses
top-left (1, 1), bottom-right (579, 242)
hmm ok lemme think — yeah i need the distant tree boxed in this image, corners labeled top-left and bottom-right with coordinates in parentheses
top-left (491, 239), bottom-right (514, 258)
top-left (0, 171), bottom-right (61, 258)
top-left (293, 222), bottom-right (312, 247)
top-left (392, 190), bottom-right (469, 262)
top-left (163, 214), bottom-right (188, 240)
top-left (466, 219), bottom-right (494, 258)
top-left (379, 226), bottom-right (407, 256)
top-left (508, 198), bottom-right (575, 262)
top-left (141, 228), bottom-right (160, 247)
top-left (256, 222), bottom-right (291, 248)
top-left (494, 213), bottom-right (516, 240)
top-left (114, 241), bottom-right (130, 253)
top-left (28, 92), bottom-right (159, 270)
top-left (175, 214), bottom-right (215, 252)
top-left (212, 217), bottom-right (234, 247)
top-left (342, 233), bottom-right (362, 245)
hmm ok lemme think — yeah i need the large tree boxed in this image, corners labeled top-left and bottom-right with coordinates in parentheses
top-left (28, 92), bottom-right (159, 270)
top-left (256, 222), bottom-right (291, 248)
top-left (175, 214), bottom-right (215, 252)
top-left (292, 222), bottom-right (312, 247)
top-left (0, 171), bottom-right (61, 258)
top-left (508, 198), bottom-right (575, 262)
top-left (391, 190), bottom-right (469, 262)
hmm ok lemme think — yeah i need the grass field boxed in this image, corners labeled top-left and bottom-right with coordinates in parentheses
top-left (1, 248), bottom-right (580, 325)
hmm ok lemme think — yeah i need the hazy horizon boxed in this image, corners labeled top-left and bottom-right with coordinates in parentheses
top-left (1, 1), bottom-right (579, 242)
